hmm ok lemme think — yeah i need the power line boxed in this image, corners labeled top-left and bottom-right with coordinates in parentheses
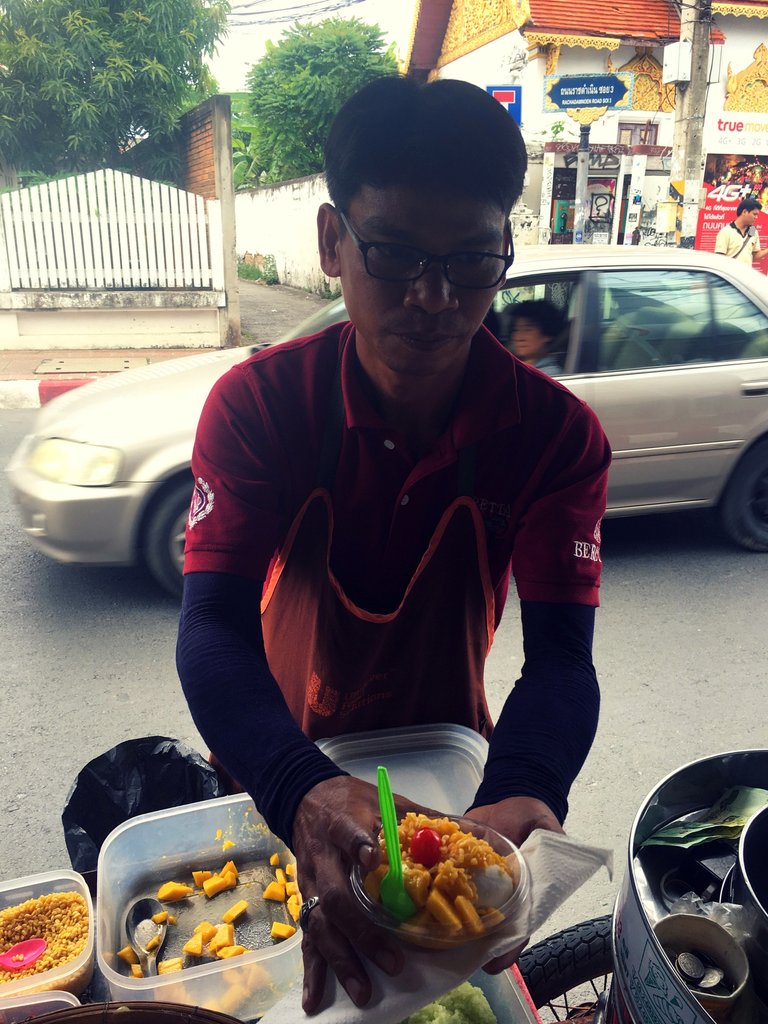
top-left (226, 0), bottom-right (370, 24)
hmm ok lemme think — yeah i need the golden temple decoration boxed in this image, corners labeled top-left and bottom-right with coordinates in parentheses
top-left (606, 56), bottom-right (615, 73)
top-left (619, 48), bottom-right (676, 112)
top-left (565, 106), bottom-right (611, 126)
top-left (437, 0), bottom-right (531, 68)
top-left (545, 44), bottom-right (561, 75)
top-left (725, 43), bottom-right (768, 111)
top-left (712, 2), bottom-right (768, 16)
top-left (525, 31), bottom-right (621, 51)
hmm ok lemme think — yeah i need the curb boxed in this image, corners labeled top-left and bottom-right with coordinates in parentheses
top-left (0, 377), bottom-right (93, 410)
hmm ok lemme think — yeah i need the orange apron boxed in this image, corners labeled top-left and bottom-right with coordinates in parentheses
top-left (260, 363), bottom-right (497, 741)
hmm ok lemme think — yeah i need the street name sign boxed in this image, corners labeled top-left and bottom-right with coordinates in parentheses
top-left (545, 74), bottom-right (633, 111)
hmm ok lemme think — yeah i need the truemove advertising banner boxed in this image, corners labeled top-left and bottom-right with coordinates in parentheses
top-left (695, 152), bottom-right (768, 274)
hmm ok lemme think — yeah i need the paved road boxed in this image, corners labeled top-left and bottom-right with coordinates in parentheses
top-left (238, 280), bottom-right (334, 344)
top-left (3, 408), bottom-right (768, 945)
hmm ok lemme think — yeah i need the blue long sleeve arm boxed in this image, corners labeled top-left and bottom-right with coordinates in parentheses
top-left (176, 571), bottom-right (347, 847)
top-left (469, 601), bottom-right (599, 823)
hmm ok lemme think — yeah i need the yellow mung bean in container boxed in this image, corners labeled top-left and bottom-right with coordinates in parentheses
top-left (0, 892), bottom-right (89, 987)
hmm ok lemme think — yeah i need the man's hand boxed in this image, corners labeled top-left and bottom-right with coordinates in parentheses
top-left (290, 776), bottom-right (406, 1014)
top-left (466, 795), bottom-right (564, 975)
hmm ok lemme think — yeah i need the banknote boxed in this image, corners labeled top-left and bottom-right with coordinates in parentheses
top-left (642, 786), bottom-right (768, 848)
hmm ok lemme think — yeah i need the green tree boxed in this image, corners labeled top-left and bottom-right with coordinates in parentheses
top-left (0, 0), bottom-right (229, 177)
top-left (246, 17), bottom-right (397, 184)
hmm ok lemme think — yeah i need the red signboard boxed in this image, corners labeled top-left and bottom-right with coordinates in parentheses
top-left (695, 152), bottom-right (768, 274)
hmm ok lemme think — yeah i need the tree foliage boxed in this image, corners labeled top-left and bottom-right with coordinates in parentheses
top-left (245, 17), bottom-right (397, 185)
top-left (0, 0), bottom-right (229, 176)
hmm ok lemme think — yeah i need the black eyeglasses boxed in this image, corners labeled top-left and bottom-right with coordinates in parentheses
top-left (337, 210), bottom-right (514, 290)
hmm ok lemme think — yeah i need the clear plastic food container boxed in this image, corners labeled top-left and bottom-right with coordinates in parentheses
top-left (0, 990), bottom-right (80, 1023)
top-left (96, 794), bottom-right (302, 1020)
top-left (350, 812), bottom-right (529, 949)
top-left (0, 871), bottom-right (93, 999)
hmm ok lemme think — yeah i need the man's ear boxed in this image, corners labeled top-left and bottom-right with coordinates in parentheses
top-left (318, 203), bottom-right (342, 278)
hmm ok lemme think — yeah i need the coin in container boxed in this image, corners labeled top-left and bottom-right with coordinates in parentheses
top-left (697, 966), bottom-right (726, 990)
top-left (675, 951), bottom-right (705, 983)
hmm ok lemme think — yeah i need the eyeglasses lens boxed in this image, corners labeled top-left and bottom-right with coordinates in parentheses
top-left (365, 245), bottom-right (507, 288)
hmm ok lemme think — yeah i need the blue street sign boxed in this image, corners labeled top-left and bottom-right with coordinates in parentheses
top-left (486, 85), bottom-right (522, 125)
top-left (546, 74), bottom-right (630, 111)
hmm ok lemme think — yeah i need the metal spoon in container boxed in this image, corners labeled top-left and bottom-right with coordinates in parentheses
top-left (124, 897), bottom-right (168, 977)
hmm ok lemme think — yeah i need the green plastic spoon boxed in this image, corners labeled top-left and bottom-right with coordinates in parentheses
top-left (377, 764), bottom-right (417, 922)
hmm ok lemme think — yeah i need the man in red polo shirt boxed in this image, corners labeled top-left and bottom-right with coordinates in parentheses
top-left (178, 75), bottom-right (610, 1013)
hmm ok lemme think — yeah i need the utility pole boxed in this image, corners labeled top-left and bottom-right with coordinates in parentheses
top-left (669, 0), bottom-right (712, 248)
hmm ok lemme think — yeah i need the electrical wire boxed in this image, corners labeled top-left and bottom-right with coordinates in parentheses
top-left (226, 0), bottom-right (371, 24)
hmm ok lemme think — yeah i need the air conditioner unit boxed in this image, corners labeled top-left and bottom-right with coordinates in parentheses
top-left (662, 41), bottom-right (692, 84)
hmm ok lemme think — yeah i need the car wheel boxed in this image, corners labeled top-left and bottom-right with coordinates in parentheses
top-left (721, 439), bottom-right (768, 551)
top-left (143, 481), bottom-right (191, 597)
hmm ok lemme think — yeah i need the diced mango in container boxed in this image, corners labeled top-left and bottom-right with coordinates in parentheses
top-left (158, 958), bottom-right (184, 974)
top-left (222, 840), bottom-right (235, 851)
top-left (192, 870), bottom-right (213, 887)
top-left (183, 932), bottom-right (205, 957)
top-left (404, 866), bottom-right (431, 908)
top-left (168, 914), bottom-right (177, 925)
top-left (216, 944), bottom-right (248, 959)
top-left (203, 873), bottom-right (237, 898)
top-left (363, 865), bottom-right (387, 902)
top-left (269, 853), bottom-right (280, 867)
top-left (286, 895), bottom-right (301, 922)
top-left (270, 921), bottom-right (296, 941)
top-left (152, 911), bottom-right (170, 924)
top-left (285, 881), bottom-right (299, 897)
top-left (425, 888), bottom-right (462, 930)
top-left (222, 899), bottom-right (249, 923)
top-left (130, 963), bottom-right (144, 979)
top-left (215, 829), bottom-right (223, 840)
top-left (285, 863), bottom-right (296, 878)
top-left (221, 860), bottom-right (239, 879)
top-left (117, 944), bottom-right (139, 966)
top-left (262, 880), bottom-right (286, 902)
top-left (209, 923), bottom-right (235, 953)
top-left (157, 881), bottom-right (194, 902)
top-left (454, 894), bottom-right (485, 936)
top-left (145, 934), bottom-right (161, 951)
top-left (193, 920), bottom-right (218, 943)
top-left (275, 868), bottom-right (287, 886)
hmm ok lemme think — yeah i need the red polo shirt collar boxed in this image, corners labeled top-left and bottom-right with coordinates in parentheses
top-left (339, 322), bottom-right (522, 453)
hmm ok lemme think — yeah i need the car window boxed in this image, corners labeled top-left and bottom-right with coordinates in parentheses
top-left (596, 270), bottom-right (715, 371)
top-left (710, 276), bottom-right (768, 361)
top-left (493, 273), bottom-right (581, 371)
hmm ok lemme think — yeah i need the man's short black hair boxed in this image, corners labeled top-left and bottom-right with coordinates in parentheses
top-left (324, 75), bottom-right (527, 216)
top-left (508, 299), bottom-right (564, 339)
top-left (737, 197), bottom-right (762, 216)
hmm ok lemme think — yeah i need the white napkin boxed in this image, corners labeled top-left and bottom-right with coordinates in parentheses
top-left (259, 830), bottom-right (613, 1024)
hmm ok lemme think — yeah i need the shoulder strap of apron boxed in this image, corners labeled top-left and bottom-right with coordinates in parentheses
top-left (315, 345), bottom-right (477, 498)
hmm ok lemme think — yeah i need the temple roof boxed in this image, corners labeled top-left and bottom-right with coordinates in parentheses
top-left (527, 0), bottom-right (725, 44)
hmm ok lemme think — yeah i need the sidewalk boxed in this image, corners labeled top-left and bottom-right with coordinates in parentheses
top-left (0, 347), bottom-right (210, 409)
top-left (0, 280), bottom-right (334, 410)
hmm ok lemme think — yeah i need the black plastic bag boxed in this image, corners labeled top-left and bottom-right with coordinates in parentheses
top-left (62, 735), bottom-right (225, 873)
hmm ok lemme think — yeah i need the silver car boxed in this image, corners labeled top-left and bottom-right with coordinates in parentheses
top-left (7, 246), bottom-right (768, 596)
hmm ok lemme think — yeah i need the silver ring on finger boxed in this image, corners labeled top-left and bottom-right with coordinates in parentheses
top-left (299, 895), bottom-right (320, 930)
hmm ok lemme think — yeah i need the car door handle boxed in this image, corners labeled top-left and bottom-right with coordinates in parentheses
top-left (741, 382), bottom-right (768, 397)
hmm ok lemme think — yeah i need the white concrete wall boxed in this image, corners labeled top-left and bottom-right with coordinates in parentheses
top-left (235, 174), bottom-right (334, 294)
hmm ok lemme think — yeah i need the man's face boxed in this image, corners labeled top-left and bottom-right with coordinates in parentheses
top-left (511, 317), bottom-right (551, 364)
top-left (739, 207), bottom-right (761, 229)
top-left (319, 185), bottom-right (509, 382)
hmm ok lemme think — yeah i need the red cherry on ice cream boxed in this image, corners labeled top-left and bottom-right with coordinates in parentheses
top-left (410, 827), bottom-right (442, 868)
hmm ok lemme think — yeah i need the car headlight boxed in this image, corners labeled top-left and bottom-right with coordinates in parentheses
top-left (27, 438), bottom-right (122, 486)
